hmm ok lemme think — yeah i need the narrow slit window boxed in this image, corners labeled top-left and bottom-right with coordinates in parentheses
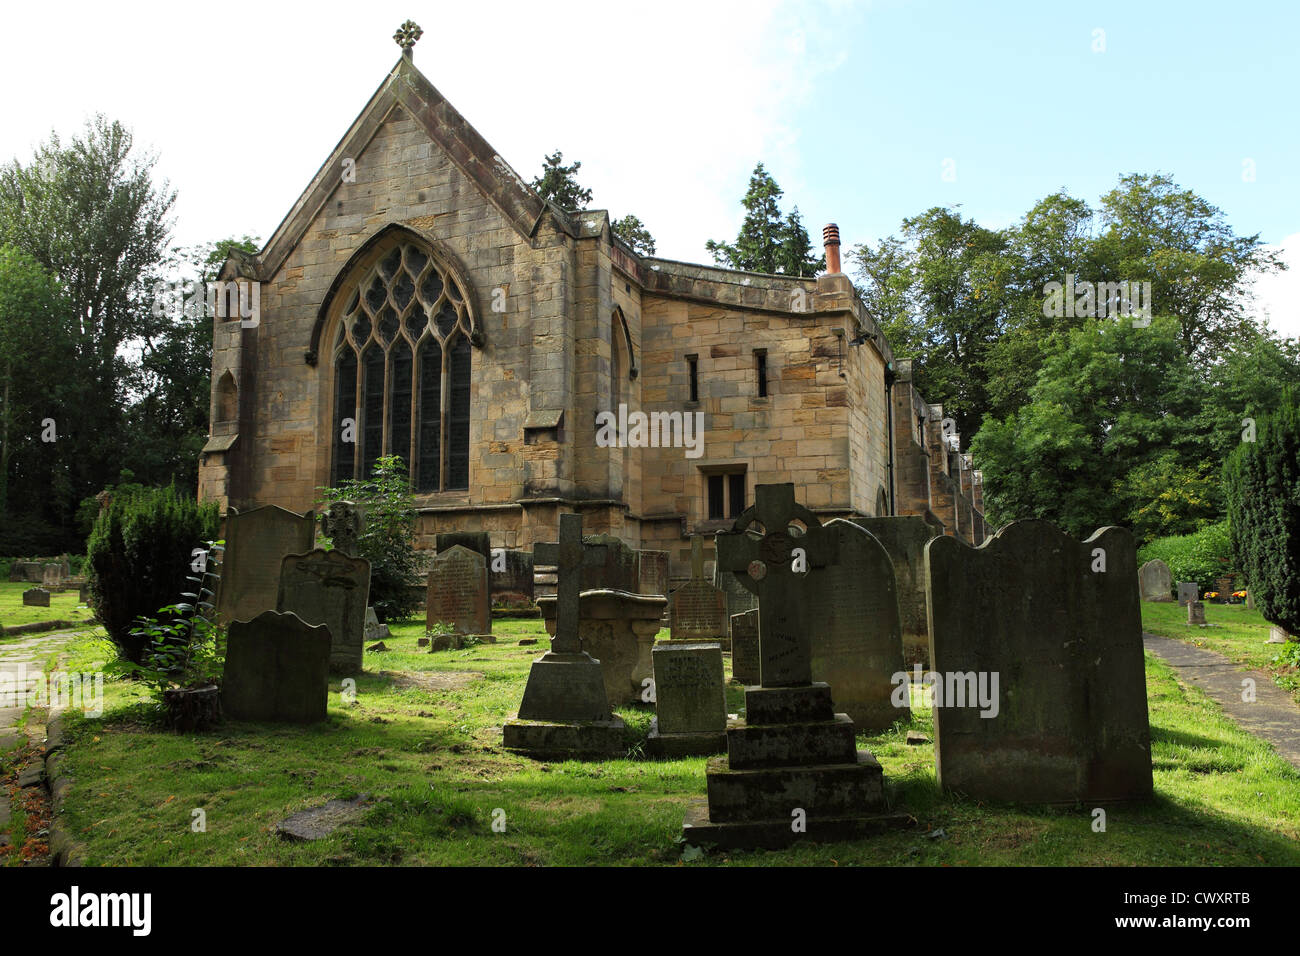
top-left (728, 473), bottom-right (746, 518)
top-left (688, 354), bottom-right (699, 403)
top-left (755, 349), bottom-right (768, 398)
top-left (707, 474), bottom-right (725, 520)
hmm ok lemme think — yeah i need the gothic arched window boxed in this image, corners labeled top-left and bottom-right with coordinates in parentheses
top-left (331, 240), bottom-right (473, 491)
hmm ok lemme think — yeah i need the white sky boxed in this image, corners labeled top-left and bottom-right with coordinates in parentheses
top-left (0, 0), bottom-right (1294, 341)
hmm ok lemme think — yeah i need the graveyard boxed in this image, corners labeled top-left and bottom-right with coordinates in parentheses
top-left (1, 13), bottom-right (1298, 895)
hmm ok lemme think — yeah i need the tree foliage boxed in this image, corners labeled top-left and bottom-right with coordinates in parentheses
top-left (612, 214), bottom-right (656, 256)
top-left (531, 150), bottom-right (593, 211)
top-left (317, 455), bottom-right (421, 622)
top-left (707, 163), bottom-right (824, 276)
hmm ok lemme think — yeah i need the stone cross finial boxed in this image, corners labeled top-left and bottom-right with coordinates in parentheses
top-left (690, 535), bottom-right (706, 580)
top-left (394, 20), bottom-right (423, 57)
top-left (322, 500), bottom-right (363, 556)
top-left (716, 483), bottom-right (835, 687)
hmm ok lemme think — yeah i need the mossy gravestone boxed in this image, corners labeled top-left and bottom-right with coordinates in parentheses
top-left (222, 610), bottom-right (331, 723)
top-left (669, 537), bottom-right (726, 642)
top-left (1138, 559), bottom-right (1173, 602)
top-left (810, 519), bottom-right (908, 732)
top-left (22, 588), bottom-right (49, 607)
top-left (850, 515), bottom-right (940, 666)
top-left (218, 505), bottom-right (316, 625)
top-left (277, 549), bottom-right (371, 675)
top-left (648, 642), bottom-right (728, 756)
top-left (730, 609), bottom-right (760, 685)
top-left (426, 545), bottom-right (491, 637)
top-left (925, 520), bottom-right (1153, 805)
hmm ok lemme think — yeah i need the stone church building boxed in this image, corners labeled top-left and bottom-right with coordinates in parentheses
top-left (198, 27), bottom-right (986, 578)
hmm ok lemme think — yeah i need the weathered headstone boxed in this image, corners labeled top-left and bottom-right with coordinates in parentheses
top-left (493, 549), bottom-right (535, 607)
top-left (41, 564), bottom-right (61, 588)
top-left (435, 531), bottom-right (492, 564)
top-left (364, 607), bottom-right (389, 643)
top-left (647, 642), bottom-right (728, 756)
top-left (222, 610), bottom-right (331, 723)
top-left (669, 537), bottom-right (726, 643)
top-left (850, 516), bottom-right (940, 666)
top-left (503, 514), bottom-right (625, 758)
top-left (218, 505), bottom-right (315, 625)
top-left (809, 519), bottom-right (909, 732)
top-left (78, 584), bottom-right (90, 604)
top-left (926, 520), bottom-right (1153, 805)
top-left (1187, 601), bottom-right (1206, 625)
top-left (426, 545), bottom-right (491, 637)
top-left (276, 548), bottom-right (371, 675)
top-left (321, 500), bottom-right (364, 556)
top-left (1267, 625), bottom-right (1290, 644)
top-left (1177, 581), bottom-right (1198, 607)
top-left (639, 550), bottom-right (670, 598)
top-left (573, 534), bottom-right (640, 592)
top-left (22, 588), bottom-right (49, 608)
top-left (683, 483), bottom-right (906, 849)
top-left (730, 609), bottom-right (760, 685)
top-left (714, 556), bottom-right (758, 636)
top-left (1138, 559), bottom-right (1174, 602)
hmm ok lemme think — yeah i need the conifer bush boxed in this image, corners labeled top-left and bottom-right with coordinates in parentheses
top-left (1225, 394), bottom-right (1300, 636)
top-left (86, 486), bottom-right (220, 663)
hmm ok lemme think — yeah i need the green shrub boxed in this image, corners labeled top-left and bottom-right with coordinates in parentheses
top-left (86, 486), bottom-right (219, 664)
top-left (1225, 393), bottom-right (1300, 635)
top-left (317, 455), bottom-right (421, 622)
top-left (1137, 519), bottom-right (1236, 595)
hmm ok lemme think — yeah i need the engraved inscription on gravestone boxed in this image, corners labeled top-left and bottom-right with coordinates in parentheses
top-left (426, 545), bottom-right (491, 635)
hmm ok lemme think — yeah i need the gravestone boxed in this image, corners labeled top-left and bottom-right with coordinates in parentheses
top-left (1138, 559), bottom-right (1173, 602)
top-left (683, 483), bottom-right (907, 849)
top-left (364, 607), bottom-right (389, 642)
top-left (276, 549), bottom-right (371, 675)
top-left (851, 516), bottom-right (941, 666)
top-left (17, 562), bottom-right (44, 584)
top-left (926, 520), bottom-right (1153, 805)
top-left (669, 537), bottom-right (726, 643)
top-left (426, 545), bottom-right (491, 637)
top-left (78, 584), bottom-right (90, 604)
top-left (436, 531), bottom-right (492, 565)
top-left (809, 519), bottom-right (908, 732)
top-left (41, 564), bottom-right (61, 588)
top-left (1267, 625), bottom-right (1290, 644)
top-left (493, 550), bottom-right (535, 607)
top-left (503, 514), bottom-right (625, 758)
top-left (730, 609), bottom-right (760, 685)
top-left (22, 588), bottom-right (49, 608)
top-left (1176, 582), bottom-right (1198, 607)
top-left (639, 550), bottom-right (670, 598)
top-left (321, 500), bottom-right (364, 556)
top-left (714, 557), bottom-right (758, 636)
top-left (222, 610), bottom-right (331, 723)
top-left (218, 506), bottom-right (316, 625)
top-left (647, 642), bottom-right (728, 756)
top-left (1187, 601), bottom-right (1206, 625)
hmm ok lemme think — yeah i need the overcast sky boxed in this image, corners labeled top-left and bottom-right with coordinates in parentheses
top-left (2, 0), bottom-right (1296, 338)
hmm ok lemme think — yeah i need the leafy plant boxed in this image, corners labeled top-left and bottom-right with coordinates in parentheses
top-left (1138, 520), bottom-right (1236, 595)
top-left (317, 455), bottom-right (421, 622)
top-left (115, 604), bottom-right (225, 699)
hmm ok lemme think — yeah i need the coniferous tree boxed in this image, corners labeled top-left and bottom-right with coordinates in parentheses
top-left (707, 164), bottom-right (824, 276)
top-left (531, 150), bottom-right (593, 210)
top-left (1225, 394), bottom-right (1300, 637)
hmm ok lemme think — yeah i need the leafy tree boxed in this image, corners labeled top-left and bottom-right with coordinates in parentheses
top-left (1224, 394), bottom-right (1300, 637)
top-left (0, 245), bottom-right (74, 522)
top-left (707, 163), bottom-right (824, 276)
top-left (1092, 173), bottom-right (1283, 359)
top-left (0, 115), bottom-right (175, 539)
top-left (317, 455), bottom-right (421, 622)
top-left (531, 150), bottom-right (592, 210)
top-left (126, 236), bottom-right (259, 489)
top-left (612, 215), bottom-right (656, 256)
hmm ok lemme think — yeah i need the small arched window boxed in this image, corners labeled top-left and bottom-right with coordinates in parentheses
top-left (331, 240), bottom-right (473, 491)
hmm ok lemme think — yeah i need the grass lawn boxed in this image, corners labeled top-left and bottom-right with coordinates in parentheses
top-left (0, 580), bottom-right (93, 635)
top-left (19, 616), bottom-right (1300, 867)
top-left (1141, 601), bottom-right (1300, 702)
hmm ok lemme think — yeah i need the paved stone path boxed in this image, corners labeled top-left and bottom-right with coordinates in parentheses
top-left (1144, 632), bottom-right (1300, 771)
top-left (1, 628), bottom-right (82, 855)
